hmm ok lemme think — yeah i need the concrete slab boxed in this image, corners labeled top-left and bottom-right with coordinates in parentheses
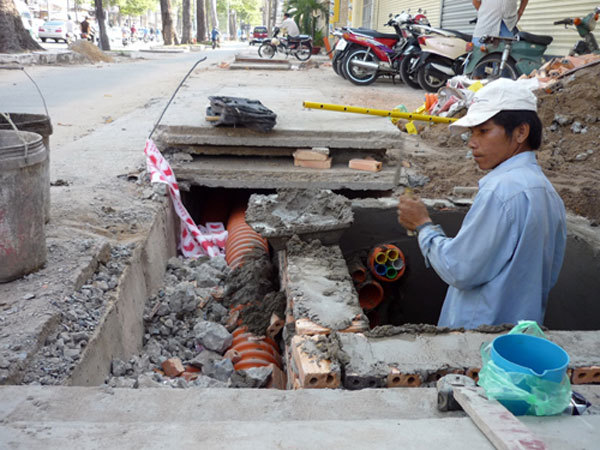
top-left (154, 73), bottom-right (404, 151)
top-left (170, 156), bottom-right (397, 190)
top-left (1, 386), bottom-right (598, 449)
top-left (339, 331), bottom-right (600, 377)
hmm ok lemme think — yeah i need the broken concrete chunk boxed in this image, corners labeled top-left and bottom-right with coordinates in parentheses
top-left (189, 350), bottom-right (223, 369)
top-left (191, 374), bottom-right (229, 388)
top-left (136, 373), bottom-right (165, 388)
top-left (193, 320), bottom-right (233, 354)
top-left (109, 376), bottom-right (137, 389)
top-left (111, 359), bottom-right (129, 377)
top-left (168, 285), bottom-right (198, 314)
top-left (203, 358), bottom-right (234, 382)
top-left (230, 366), bottom-right (273, 388)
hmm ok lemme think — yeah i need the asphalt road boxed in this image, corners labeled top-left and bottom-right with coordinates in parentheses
top-left (0, 42), bottom-right (246, 148)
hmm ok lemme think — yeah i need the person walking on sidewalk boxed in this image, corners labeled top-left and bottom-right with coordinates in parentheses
top-left (472, 0), bottom-right (529, 45)
top-left (397, 78), bottom-right (566, 330)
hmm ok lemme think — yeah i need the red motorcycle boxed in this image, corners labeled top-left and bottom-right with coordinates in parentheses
top-left (339, 11), bottom-right (429, 86)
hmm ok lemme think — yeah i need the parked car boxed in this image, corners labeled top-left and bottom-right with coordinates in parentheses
top-left (38, 20), bottom-right (77, 43)
top-left (249, 26), bottom-right (268, 45)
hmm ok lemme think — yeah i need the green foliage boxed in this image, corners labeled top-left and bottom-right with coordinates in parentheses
top-left (116, 0), bottom-right (157, 16)
top-left (284, 0), bottom-right (327, 39)
top-left (216, 0), bottom-right (262, 26)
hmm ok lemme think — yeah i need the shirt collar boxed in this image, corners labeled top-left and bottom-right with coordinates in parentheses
top-left (479, 151), bottom-right (536, 188)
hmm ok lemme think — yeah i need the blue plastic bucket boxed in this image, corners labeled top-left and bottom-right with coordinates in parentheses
top-left (490, 334), bottom-right (569, 415)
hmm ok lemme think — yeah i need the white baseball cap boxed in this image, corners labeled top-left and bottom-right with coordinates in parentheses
top-left (449, 78), bottom-right (538, 132)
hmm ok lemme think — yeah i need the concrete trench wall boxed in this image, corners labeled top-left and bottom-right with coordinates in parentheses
top-left (67, 199), bottom-right (178, 386)
top-left (342, 199), bottom-right (600, 331)
top-left (65, 192), bottom-right (600, 388)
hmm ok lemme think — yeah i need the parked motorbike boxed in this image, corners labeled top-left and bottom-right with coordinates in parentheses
top-left (464, 30), bottom-right (553, 80)
top-left (340, 11), bottom-right (429, 86)
top-left (554, 6), bottom-right (600, 55)
top-left (258, 27), bottom-right (313, 61)
top-left (412, 28), bottom-right (472, 92)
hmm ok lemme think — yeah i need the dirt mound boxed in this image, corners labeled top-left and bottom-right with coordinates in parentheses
top-left (415, 64), bottom-right (600, 223)
top-left (69, 40), bottom-right (114, 63)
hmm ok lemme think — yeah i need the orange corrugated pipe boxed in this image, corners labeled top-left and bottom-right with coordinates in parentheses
top-left (228, 327), bottom-right (282, 371)
top-left (225, 205), bottom-right (269, 269)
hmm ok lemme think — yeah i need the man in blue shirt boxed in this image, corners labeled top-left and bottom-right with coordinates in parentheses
top-left (397, 78), bottom-right (566, 329)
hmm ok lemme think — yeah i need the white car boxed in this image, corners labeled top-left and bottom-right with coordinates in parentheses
top-left (38, 20), bottom-right (77, 43)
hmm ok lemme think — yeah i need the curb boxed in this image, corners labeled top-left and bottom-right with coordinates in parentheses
top-left (0, 50), bottom-right (88, 66)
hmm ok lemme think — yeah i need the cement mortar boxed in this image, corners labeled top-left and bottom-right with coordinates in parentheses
top-left (286, 237), bottom-right (365, 330)
top-left (365, 323), bottom-right (514, 338)
top-left (299, 333), bottom-right (350, 374)
top-left (246, 189), bottom-right (353, 237)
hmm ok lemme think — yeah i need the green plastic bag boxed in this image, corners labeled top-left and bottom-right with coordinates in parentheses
top-left (477, 320), bottom-right (572, 416)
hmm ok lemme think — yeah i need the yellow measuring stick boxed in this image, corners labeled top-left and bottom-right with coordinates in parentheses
top-left (302, 101), bottom-right (458, 124)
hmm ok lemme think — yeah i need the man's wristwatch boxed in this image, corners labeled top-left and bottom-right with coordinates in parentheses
top-left (415, 221), bottom-right (434, 234)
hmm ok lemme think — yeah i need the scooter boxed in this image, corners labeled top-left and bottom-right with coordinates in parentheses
top-left (554, 6), bottom-right (600, 55)
top-left (464, 30), bottom-right (553, 80)
top-left (412, 29), bottom-right (472, 92)
top-left (340, 11), bottom-right (429, 86)
top-left (258, 27), bottom-right (312, 61)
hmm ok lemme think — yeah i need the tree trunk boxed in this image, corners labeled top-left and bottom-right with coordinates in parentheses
top-left (181, 0), bottom-right (191, 44)
top-left (160, 0), bottom-right (175, 45)
top-left (195, 0), bottom-right (206, 42)
top-left (269, 0), bottom-right (278, 32)
top-left (0, 0), bottom-right (43, 53)
top-left (94, 0), bottom-right (110, 51)
top-left (209, 0), bottom-right (218, 29)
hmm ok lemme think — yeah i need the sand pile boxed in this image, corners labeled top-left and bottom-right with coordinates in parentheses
top-left (69, 40), bottom-right (114, 63)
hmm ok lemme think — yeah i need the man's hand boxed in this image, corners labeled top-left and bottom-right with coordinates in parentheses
top-left (397, 194), bottom-right (432, 232)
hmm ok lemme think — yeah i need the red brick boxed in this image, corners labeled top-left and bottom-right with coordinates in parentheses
top-left (266, 363), bottom-right (287, 390)
top-left (349, 158), bottom-right (382, 172)
top-left (294, 157), bottom-right (332, 169)
top-left (161, 357), bottom-right (185, 378)
top-left (293, 149), bottom-right (329, 161)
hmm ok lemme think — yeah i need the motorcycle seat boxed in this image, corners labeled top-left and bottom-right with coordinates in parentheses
top-left (288, 34), bottom-right (311, 41)
top-left (351, 29), bottom-right (398, 40)
top-left (444, 29), bottom-right (473, 42)
top-left (517, 31), bottom-right (553, 46)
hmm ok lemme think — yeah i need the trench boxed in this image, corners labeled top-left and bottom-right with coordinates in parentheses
top-left (67, 186), bottom-right (600, 389)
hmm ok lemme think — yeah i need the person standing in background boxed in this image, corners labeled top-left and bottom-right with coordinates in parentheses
top-left (472, 0), bottom-right (529, 45)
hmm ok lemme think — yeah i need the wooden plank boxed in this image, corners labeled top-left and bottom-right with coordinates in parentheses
top-left (291, 335), bottom-right (340, 389)
top-left (453, 387), bottom-right (547, 450)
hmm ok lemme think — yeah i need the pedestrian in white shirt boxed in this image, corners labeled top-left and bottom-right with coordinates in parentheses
top-left (397, 79), bottom-right (566, 329)
top-left (472, 0), bottom-right (529, 44)
top-left (280, 12), bottom-right (300, 37)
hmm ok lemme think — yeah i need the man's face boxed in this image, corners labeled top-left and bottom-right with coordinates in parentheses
top-left (468, 119), bottom-right (521, 171)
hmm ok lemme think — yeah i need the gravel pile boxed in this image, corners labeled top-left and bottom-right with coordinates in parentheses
top-left (21, 243), bottom-right (134, 385)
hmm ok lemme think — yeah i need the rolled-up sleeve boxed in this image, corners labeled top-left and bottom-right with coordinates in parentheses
top-left (417, 191), bottom-right (518, 290)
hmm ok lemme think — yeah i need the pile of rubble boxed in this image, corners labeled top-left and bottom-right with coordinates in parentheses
top-left (105, 253), bottom-right (285, 389)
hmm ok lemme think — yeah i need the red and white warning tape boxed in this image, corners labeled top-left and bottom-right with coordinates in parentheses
top-left (144, 139), bottom-right (227, 258)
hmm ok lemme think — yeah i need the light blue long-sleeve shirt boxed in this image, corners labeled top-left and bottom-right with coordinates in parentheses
top-left (417, 151), bottom-right (566, 329)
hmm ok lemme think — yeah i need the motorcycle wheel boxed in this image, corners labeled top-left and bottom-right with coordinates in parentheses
top-left (417, 62), bottom-right (448, 92)
top-left (344, 48), bottom-right (379, 86)
top-left (294, 43), bottom-right (312, 61)
top-left (258, 42), bottom-right (276, 59)
top-left (471, 54), bottom-right (518, 80)
top-left (399, 54), bottom-right (421, 89)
